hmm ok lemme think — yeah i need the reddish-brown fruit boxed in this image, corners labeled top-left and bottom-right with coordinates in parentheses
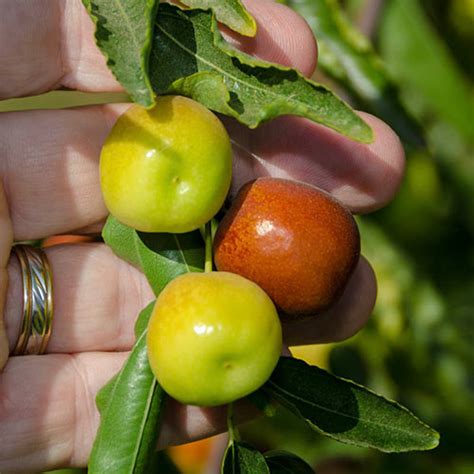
top-left (213, 178), bottom-right (360, 319)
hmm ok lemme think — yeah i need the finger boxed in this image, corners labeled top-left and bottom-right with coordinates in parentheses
top-left (1, 0), bottom-right (321, 240)
top-left (282, 257), bottom-right (377, 346)
top-left (5, 244), bottom-right (375, 354)
top-left (227, 112), bottom-right (406, 213)
top-left (1, 106), bottom-right (404, 241)
top-left (223, 0), bottom-right (317, 77)
top-left (4, 243), bottom-right (154, 355)
top-left (0, 182), bottom-right (13, 369)
top-left (0, 183), bottom-right (12, 268)
top-left (0, 351), bottom-right (245, 471)
top-left (158, 397), bottom-right (254, 449)
top-left (0, 105), bottom-right (126, 240)
top-left (0, 0), bottom-right (316, 100)
top-left (0, 0), bottom-right (120, 100)
top-left (0, 352), bottom-right (126, 471)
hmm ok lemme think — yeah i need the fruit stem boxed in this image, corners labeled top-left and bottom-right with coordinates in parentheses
top-left (227, 403), bottom-right (240, 442)
top-left (204, 220), bottom-right (213, 273)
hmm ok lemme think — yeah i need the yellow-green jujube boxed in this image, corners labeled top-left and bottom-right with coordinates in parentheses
top-left (147, 272), bottom-right (282, 407)
top-left (100, 95), bottom-right (232, 233)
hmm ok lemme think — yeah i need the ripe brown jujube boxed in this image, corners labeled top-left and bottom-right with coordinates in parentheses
top-left (213, 178), bottom-right (360, 319)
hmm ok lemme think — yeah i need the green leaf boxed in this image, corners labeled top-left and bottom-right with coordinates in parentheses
top-left (264, 357), bottom-right (440, 453)
top-left (283, 0), bottom-right (425, 147)
top-left (150, 3), bottom-right (372, 143)
top-left (89, 302), bottom-right (166, 473)
top-left (92, 220), bottom-right (205, 472)
top-left (222, 441), bottom-right (270, 474)
top-left (264, 451), bottom-right (314, 473)
top-left (82, 0), bottom-right (158, 107)
top-left (379, 0), bottom-right (474, 143)
top-left (102, 215), bottom-right (204, 295)
top-left (180, 0), bottom-right (256, 36)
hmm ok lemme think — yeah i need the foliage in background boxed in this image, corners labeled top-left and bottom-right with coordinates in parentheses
top-left (243, 1), bottom-right (474, 473)
top-left (282, 0), bottom-right (425, 147)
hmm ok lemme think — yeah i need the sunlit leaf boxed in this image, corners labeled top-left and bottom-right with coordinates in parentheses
top-left (150, 3), bottom-right (373, 142)
top-left (82, 0), bottom-right (158, 106)
top-left (180, 0), bottom-right (256, 36)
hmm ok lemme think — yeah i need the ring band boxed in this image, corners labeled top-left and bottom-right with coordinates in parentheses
top-left (11, 245), bottom-right (53, 355)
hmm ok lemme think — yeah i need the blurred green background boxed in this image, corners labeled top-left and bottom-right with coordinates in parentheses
top-left (4, 0), bottom-right (471, 473)
top-left (243, 1), bottom-right (474, 473)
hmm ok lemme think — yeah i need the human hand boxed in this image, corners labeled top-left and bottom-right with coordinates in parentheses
top-left (0, 0), bottom-right (404, 471)
top-left (0, 183), bottom-right (12, 370)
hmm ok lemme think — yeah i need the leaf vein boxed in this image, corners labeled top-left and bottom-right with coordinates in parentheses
top-left (112, 0), bottom-right (141, 53)
top-left (268, 381), bottom-right (421, 438)
top-left (129, 371), bottom-right (157, 473)
top-left (156, 16), bottom-right (312, 113)
top-left (173, 234), bottom-right (191, 272)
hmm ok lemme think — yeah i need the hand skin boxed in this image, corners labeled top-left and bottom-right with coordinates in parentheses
top-left (0, 0), bottom-right (404, 471)
top-left (0, 183), bottom-right (12, 369)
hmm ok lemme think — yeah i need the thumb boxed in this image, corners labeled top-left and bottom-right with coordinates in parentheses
top-left (0, 180), bottom-right (13, 369)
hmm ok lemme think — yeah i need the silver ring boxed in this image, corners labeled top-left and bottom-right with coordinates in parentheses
top-left (11, 245), bottom-right (53, 355)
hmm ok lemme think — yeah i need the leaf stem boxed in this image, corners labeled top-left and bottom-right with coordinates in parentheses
top-left (204, 220), bottom-right (213, 273)
top-left (227, 403), bottom-right (240, 442)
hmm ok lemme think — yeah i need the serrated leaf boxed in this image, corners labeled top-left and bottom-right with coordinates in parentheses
top-left (82, 0), bottom-right (158, 106)
top-left (222, 441), bottom-right (270, 474)
top-left (89, 302), bottom-right (166, 473)
top-left (102, 215), bottom-right (204, 295)
top-left (265, 451), bottom-right (314, 474)
top-left (150, 3), bottom-right (372, 143)
top-left (283, 0), bottom-right (425, 147)
top-left (264, 357), bottom-right (440, 453)
top-left (180, 0), bottom-right (256, 36)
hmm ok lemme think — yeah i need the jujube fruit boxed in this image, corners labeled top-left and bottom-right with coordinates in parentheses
top-left (147, 271), bottom-right (282, 407)
top-left (100, 95), bottom-right (232, 233)
top-left (214, 178), bottom-right (360, 319)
